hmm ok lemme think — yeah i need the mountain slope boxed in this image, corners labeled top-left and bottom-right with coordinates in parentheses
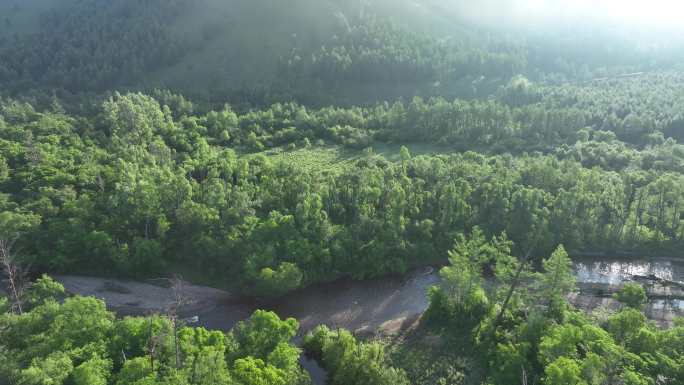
top-left (1, 0), bottom-right (682, 104)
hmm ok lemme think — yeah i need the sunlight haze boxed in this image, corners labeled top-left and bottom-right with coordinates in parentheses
top-left (516, 0), bottom-right (684, 26)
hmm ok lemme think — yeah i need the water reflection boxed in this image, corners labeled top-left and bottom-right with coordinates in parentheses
top-left (574, 258), bottom-right (684, 284)
top-left (572, 258), bottom-right (684, 317)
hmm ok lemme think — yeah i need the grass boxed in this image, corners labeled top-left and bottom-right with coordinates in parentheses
top-left (244, 142), bottom-right (460, 175)
top-left (371, 142), bottom-right (459, 160)
top-left (260, 146), bottom-right (356, 173)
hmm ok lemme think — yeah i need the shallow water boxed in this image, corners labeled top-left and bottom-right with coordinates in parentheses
top-left (651, 298), bottom-right (684, 311)
top-left (197, 267), bottom-right (439, 334)
top-left (571, 257), bottom-right (684, 324)
top-left (574, 257), bottom-right (684, 285)
top-left (61, 258), bottom-right (684, 385)
top-left (194, 259), bottom-right (684, 335)
top-left (195, 267), bottom-right (439, 385)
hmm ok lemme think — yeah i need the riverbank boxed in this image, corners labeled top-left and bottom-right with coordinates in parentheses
top-left (572, 250), bottom-right (684, 260)
top-left (54, 267), bottom-right (439, 335)
top-left (55, 257), bottom-right (684, 333)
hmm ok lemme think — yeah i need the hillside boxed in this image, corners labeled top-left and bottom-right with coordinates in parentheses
top-left (0, 0), bottom-right (496, 102)
top-left (2, 0), bottom-right (682, 105)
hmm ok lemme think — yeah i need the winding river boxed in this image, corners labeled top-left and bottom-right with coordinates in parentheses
top-left (192, 257), bottom-right (684, 334)
top-left (56, 256), bottom-right (684, 336)
top-left (56, 256), bottom-right (684, 385)
top-left (200, 256), bottom-right (684, 384)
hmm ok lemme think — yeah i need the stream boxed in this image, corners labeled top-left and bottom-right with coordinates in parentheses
top-left (56, 256), bottom-right (684, 385)
top-left (194, 257), bottom-right (684, 334)
top-left (194, 257), bottom-right (684, 385)
top-left (572, 257), bottom-right (684, 323)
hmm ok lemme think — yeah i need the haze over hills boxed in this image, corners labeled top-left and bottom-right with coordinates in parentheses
top-left (1, 0), bottom-right (682, 104)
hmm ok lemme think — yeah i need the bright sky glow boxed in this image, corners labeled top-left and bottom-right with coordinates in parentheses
top-left (516, 0), bottom-right (684, 26)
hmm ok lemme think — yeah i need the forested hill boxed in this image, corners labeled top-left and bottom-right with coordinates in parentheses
top-left (2, 74), bottom-right (684, 298)
top-left (1, 0), bottom-right (682, 104)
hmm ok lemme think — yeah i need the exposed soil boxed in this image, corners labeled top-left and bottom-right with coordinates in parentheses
top-left (54, 258), bottom-right (684, 334)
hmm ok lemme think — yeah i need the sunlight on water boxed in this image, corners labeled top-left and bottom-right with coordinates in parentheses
top-left (573, 258), bottom-right (684, 312)
top-left (574, 259), bottom-right (684, 285)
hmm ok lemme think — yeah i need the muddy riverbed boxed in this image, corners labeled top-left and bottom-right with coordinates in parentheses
top-left (56, 257), bottom-right (684, 333)
top-left (55, 257), bottom-right (684, 385)
top-left (55, 266), bottom-right (439, 335)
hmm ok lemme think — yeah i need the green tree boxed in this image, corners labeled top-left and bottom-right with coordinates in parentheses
top-left (544, 357), bottom-right (584, 385)
top-left (255, 262), bottom-right (304, 298)
top-left (426, 229), bottom-right (493, 333)
top-left (613, 283), bottom-right (647, 309)
top-left (226, 310), bottom-right (308, 384)
top-left (0, 211), bottom-right (40, 313)
top-left (71, 356), bottom-right (112, 385)
top-left (17, 352), bottom-right (73, 385)
top-left (303, 326), bottom-right (409, 385)
top-left (232, 357), bottom-right (286, 385)
top-left (115, 357), bottom-right (154, 385)
top-left (23, 275), bottom-right (65, 310)
top-left (538, 245), bottom-right (576, 317)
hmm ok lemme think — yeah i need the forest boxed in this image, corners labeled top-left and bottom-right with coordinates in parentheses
top-left (2, 0), bottom-right (684, 384)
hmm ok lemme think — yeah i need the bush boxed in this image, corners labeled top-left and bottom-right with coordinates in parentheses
top-left (613, 283), bottom-right (647, 309)
top-left (254, 262), bottom-right (304, 298)
top-left (303, 326), bottom-right (409, 385)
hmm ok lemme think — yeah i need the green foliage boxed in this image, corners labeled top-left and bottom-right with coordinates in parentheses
top-left (0, 210), bottom-right (40, 243)
top-left (538, 245), bottom-right (576, 318)
top-left (72, 356), bottom-right (112, 385)
top-left (0, 0), bottom-right (191, 91)
top-left (0, 276), bottom-right (311, 385)
top-left (254, 262), bottom-right (304, 298)
top-left (226, 310), bottom-right (309, 384)
top-left (543, 356), bottom-right (583, 385)
top-left (2, 88), bottom-right (684, 297)
top-left (23, 275), bottom-right (65, 310)
top-left (605, 308), bottom-right (648, 345)
top-left (304, 325), bottom-right (409, 385)
top-left (418, 237), bottom-right (677, 385)
top-left (0, 0), bottom-right (683, 103)
top-left (2, 3), bottom-right (684, 384)
top-left (614, 283), bottom-right (648, 309)
top-left (18, 351), bottom-right (73, 385)
top-left (227, 310), bottom-right (299, 362)
top-left (115, 357), bottom-right (154, 385)
top-left (425, 228), bottom-right (518, 334)
top-left (232, 357), bottom-right (286, 385)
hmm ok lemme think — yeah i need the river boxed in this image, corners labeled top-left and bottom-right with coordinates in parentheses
top-left (56, 256), bottom-right (684, 385)
top-left (193, 257), bottom-right (684, 385)
top-left (572, 257), bottom-right (684, 325)
top-left (193, 257), bottom-right (684, 334)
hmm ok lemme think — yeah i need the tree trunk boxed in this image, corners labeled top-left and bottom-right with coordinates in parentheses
top-left (0, 239), bottom-right (23, 314)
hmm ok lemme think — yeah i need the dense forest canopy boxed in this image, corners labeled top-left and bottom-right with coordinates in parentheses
top-left (1, 82), bottom-right (683, 295)
top-left (1, 0), bottom-right (684, 103)
top-left (1, 0), bottom-right (684, 384)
